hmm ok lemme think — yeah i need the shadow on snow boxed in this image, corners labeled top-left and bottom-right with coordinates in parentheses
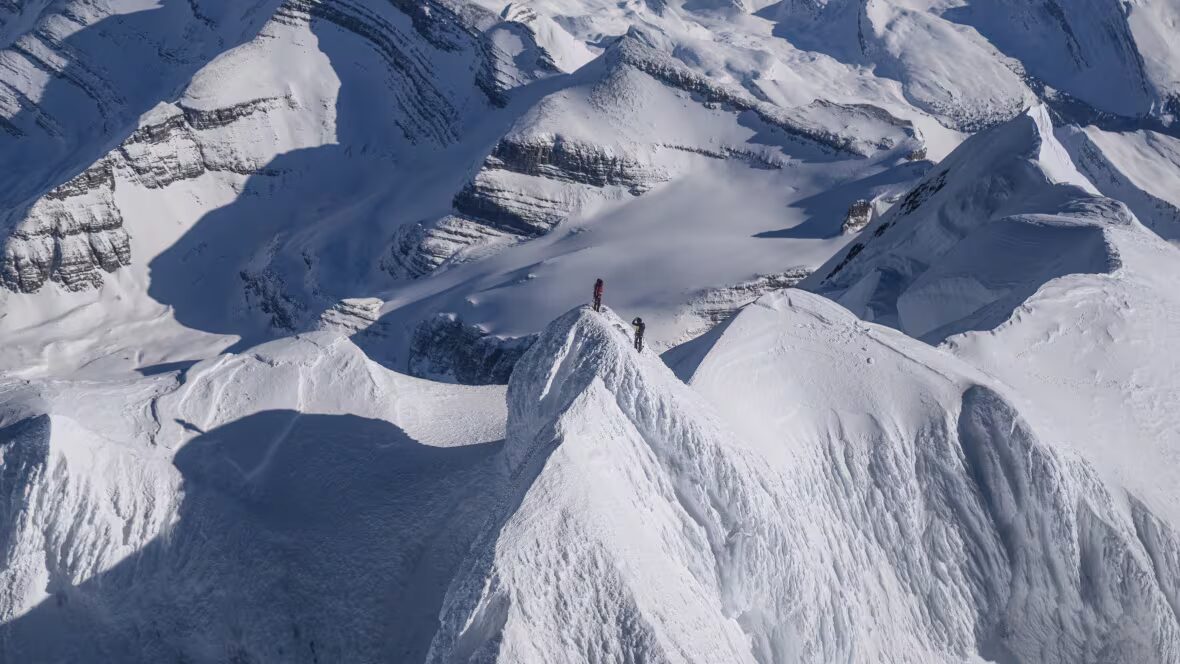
top-left (0, 410), bottom-right (507, 663)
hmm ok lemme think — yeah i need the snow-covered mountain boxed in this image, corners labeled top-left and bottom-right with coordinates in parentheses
top-left (2, 0), bottom-right (1180, 662)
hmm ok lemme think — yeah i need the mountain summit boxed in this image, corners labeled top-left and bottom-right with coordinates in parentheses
top-left (2, 1), bottom-right (1180, 662)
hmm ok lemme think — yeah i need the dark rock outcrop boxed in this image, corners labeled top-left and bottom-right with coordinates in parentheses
top-left (485, 135), bottom-right (662, 194)
top-left (408, 313), bottom-right (537, 385)
top-left (1, 160), bottom-right (131, 292)
top-left (842, 199), bottom-right (873, 234)
top-left (388, 133), bottom-right (667, 279)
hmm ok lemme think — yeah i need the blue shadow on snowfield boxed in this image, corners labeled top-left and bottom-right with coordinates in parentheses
top-left (0, 410), bottom-right (505, 662)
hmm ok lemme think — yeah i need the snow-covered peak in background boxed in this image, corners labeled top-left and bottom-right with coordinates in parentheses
top-left (810, 104), bottom-right (1123, 341)
top-left (3, 0), bottom-right (1180, 378)
top-left (2, 0), bottom-right (1180, 661)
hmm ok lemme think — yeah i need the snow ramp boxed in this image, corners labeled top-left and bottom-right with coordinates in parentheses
top-left (427, 300), bottom-right (1180, 663)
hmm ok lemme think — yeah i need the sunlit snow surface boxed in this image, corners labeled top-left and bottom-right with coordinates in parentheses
top-left (2, 0), bottom-right (1180, 661)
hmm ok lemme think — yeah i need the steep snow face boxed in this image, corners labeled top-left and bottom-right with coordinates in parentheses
top-left (805, 105), bottom-right (1180, 528)
top-left (940, 0), bottom-right (1171, 119)
top-left (692, 292), bottom-right (1180, 662)
top-left (0, 330), bottom-right (508, 661)
top-left (425, 301), bottom-right (1180, 663)
top-left (808, 106), bottom-right (1133, 341)
top-left (1059, 125), bottom-right (1180, 243)
top-left (946, 220), bottom-right (1180, 525)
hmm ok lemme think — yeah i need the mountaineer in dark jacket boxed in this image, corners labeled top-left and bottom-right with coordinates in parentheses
top-left (593, 278), bottom-right (604, 312)
top-left (631, 317), bottom-right (645, 352)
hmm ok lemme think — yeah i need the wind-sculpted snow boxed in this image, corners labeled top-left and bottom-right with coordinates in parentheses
top-left (0, 412), bottom-right (182, 626)
top-left (423, 300), bottom-right (1180, 662)
top-left (2, 2), bottom-right (1180, 658)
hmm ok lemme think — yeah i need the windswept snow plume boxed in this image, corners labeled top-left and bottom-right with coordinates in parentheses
top-left (3, 0), bottom-right (1180, 662)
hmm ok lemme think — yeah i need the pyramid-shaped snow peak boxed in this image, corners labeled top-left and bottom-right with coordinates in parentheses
top-left (427, 306), bottom-right (780, 663)
top-left (424, 299), bottom-right (1180, 663)
top-left (809, 105), bottom-right (1139, 342)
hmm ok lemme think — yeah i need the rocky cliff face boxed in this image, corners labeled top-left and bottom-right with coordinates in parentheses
top-left (0, 94), bottom-right (301, 293)
top-left (386, 134), bottom-right (669, 278)
top-left (408, 313), bottom-right (536, 384)
top-left (484, 135), bottom-right (662, 194)
top-left (116, 98), bottom-right (295, 188)
top-left (1, 161), bottom-right (130, 293)
top-left (841, 199), bottom-right (873, 235)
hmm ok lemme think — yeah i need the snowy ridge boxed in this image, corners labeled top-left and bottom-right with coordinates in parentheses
top-left (2, 0), bottom-right (1180, 660)
top-left (810, 105), bottom-right (1130, 341)
top-left (429, 305), bottom-right (787, 662)
top-left (424, 301), bottom-right (1180, 662)
top-left (1059, 125), bottom-right (1180, 244)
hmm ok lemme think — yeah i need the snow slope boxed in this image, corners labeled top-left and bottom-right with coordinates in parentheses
top-left (4, 0), bottom-right (1179, 380)
top-left (946, 213), bottom-right (1180, 523)
top-left (2, 0), bottom-right (1180, 662)
top-left (809, 105), bottom-right (1121, 341)
top-left (5, 294), bottom-right (1179, 661)
top-left (424, 302), bottom-right (1180, 662)
top-left (808, 104), bottom-right (1180, 517)
top-left (0, 328), bottom-right (506, 661)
